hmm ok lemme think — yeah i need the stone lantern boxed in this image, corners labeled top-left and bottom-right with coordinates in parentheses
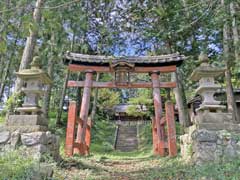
top-left (0, 56), bottom-right (60, 162)
top-left (180, 53), bottom-right (240, 165)
top-left (190, 53), bottom-right (226, 113)
top-left (15, 56), bottom-right (51, 115)
top-left (5, 56), bottom-right (51, 132)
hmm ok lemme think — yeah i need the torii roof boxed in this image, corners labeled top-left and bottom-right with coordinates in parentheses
top-left (63, 52), bottom-right (186, 67)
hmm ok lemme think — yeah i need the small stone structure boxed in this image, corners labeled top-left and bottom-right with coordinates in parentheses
top-left (180, 53), bottom-right (240, 165)
top-left (0, 57), bottom-right (59, 161)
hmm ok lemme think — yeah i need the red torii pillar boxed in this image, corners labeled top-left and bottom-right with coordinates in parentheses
top-left (65, 101), bottom-right (77, 156)
top-left (152, 117), bottom-right (158, 154)
top-left (74, 70), bottom-right (93, 155)
top-left (151, 72), bottom-right (165, 156)
top-left (165, 101), bottom-right (177, 157)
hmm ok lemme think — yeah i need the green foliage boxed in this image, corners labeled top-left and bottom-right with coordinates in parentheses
top-left (97, 89), bottom-right (120, 110)
top-left (0, 115), bottom-right (4, 124)
top-left (126, 88), bottom-right (153, 117)
top-left (91, 119), bottom-right (116, 151)
top-left (0, 150), bottom-right (35, 180)
top-left (138, 123), bottom-right (153, 152)
top-left (3, 93), bottom-right (23, 114)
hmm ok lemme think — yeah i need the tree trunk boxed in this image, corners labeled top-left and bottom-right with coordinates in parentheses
top-left (0, 55), bottom-right (4, 81)
top-left (56, 26), bottom-right (76, 126)
top-left (230, 2), bottom-right (240, 62)
top-left (90, 73), bottom-right (100, 121)
top-left (172, 69), bottom-right (191, 127)
top-left (222, 0), bottom-right (240, 122)
top-left (15, 0), bottom-right (44, 92)
top-left (0, 8), bottom-right (24, 101)
top-left (0, 54), bottom-right (11, 100)
top-left (56, 70), bottom-right (70, 125)
top-left (166, 40), bottom-right (191, 128)
top-left (43, 35), bottom-right (55, 119)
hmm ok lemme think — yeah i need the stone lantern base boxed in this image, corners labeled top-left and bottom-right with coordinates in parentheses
top-left (6, 115), bottom-right (48, 132)
top-left (0, 115), bottom-right (60, 161)
top-left (180, 112), bottom-right (240, 165)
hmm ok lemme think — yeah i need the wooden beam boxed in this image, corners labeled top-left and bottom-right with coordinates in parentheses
top-left (68, 64), bottom-right (176, 73)
top-left (68, 81), bottom-right (176, 88)
top-left (135, 65), bottom-right (176, 73)
top-left (68, 64), bottom-right (110, 72)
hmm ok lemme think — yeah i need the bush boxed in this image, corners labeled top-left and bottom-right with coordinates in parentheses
top-left (0, 150), bottom-right (36, 179)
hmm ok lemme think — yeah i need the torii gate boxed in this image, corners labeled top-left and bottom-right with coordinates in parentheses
top-left (63, 52), bottom-right (186, 157)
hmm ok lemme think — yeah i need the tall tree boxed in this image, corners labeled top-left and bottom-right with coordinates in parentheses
top-left (42, 34), bottom-right (55, 119)
top-left (15, 0), bottom-right (44, 92)
top-left (221, 0), bottom-right (240, 122)
top-left (230, 2), bottom-right (239, 62)
top-left (90, 73), bottom-right (100, 121)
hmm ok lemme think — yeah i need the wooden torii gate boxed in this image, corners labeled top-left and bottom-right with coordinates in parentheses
top-left (63, 52), bottom-right (186, 157)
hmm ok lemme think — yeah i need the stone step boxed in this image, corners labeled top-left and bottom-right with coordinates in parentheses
top-left (116, 147), bottom-right (137, 152)
top-left (115, 125), bottom-right (138, 152)
top-left (118, 131), bottom-right (137, 134)
top-left (116, 145), bottom-right (138, 148)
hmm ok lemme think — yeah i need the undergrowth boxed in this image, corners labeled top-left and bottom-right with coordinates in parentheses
top-left (2, 112), bottom-right (240, 179)
top-left (0, 150), bottom-right (35, 180)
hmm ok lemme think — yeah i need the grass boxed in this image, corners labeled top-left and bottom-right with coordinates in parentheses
top-left (53, 121), bottom-right (240, 180)
top-left (2, 148), bottom-right (240, 180)
top-left (0, 150), bottom-right (35, 180)
top-left (1, 112), bottom-right (240, 179)
top-left (55, 152), bottom-right (240, 180)
top-left (0, 114), bottom-right (5, 124)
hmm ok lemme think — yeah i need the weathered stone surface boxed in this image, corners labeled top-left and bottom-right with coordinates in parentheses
top-left (182, 54), bottom-right (240, 165)
top-left (10, 130), bottom-right (21, 148)
top-left (31, 163), bottom-right (54, 180)
top-left (181, 127), bottom-right (240, 165)
top-left (0, 125), bottom-right (5, 131)
top-left (197, 123), bottom-right (230, 131)
top-left (28, 144), bottom-right (49, 160)
top-left (0, 131), bottom-right (10, 144)
top-left (180, 134), bottom-right (190, 144)
top-left (33, 144), bottom-right (48, 153)
top-left (224, 144), bottom-right (236, 159)
top-left (6, 125), bottom-right (48, 133)
top-left (21, 132), bottom-right (47, 146)
top-left (191, 129), bottom-right (217, 142)
top-left (7, 115), bottom-right (48, 126)
top-left (38, 163), bottom-right (54, 179)
top-left (195, 112), bottom-right (232, 124)
top-left (188, 124), bottom-right (197, 135)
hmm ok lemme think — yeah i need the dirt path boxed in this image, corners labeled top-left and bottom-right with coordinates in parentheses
top-left (53, 155), bottom-right (174, 180)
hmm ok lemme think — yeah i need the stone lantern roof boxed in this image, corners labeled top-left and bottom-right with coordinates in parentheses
top-left (190, 53), bottom-right (225, 81)
top-left (15, 56), bottom-right (52, 85)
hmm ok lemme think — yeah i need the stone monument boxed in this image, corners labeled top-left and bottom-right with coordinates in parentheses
top-left (180, 53), bottom-right (240, 165)
top-left (0, 57), bottom-right (59, 161)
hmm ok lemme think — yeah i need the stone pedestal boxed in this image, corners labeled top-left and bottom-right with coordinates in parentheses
top-left (180, 53), bottom-right (240, 165)
top-left (180, 124), bottom-right (240, 165)
top-left (0, 57), bottom-right (59, 161)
